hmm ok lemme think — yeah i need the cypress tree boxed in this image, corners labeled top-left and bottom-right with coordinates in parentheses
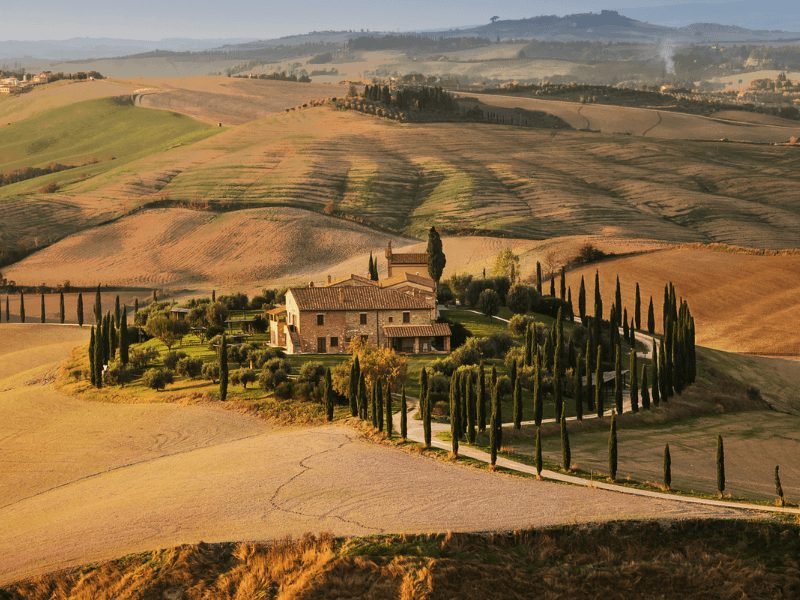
top-left (134, 297), bottom-right (139, 318)
top-left (622, 309), bottom-right (629, 340)
top-left (659, 337), bottom-right (668, 402)
top-left (560, 404), bottom-right (571, 471)
top-left (119, 307), bottom-right (129, 365)
top-left (211, 290), bottom-right (216, 303)
top-left (585, 340), bottom-right (593, 412)
top-left (663, 443), bottom-right (672, 490)
top-left (422, 369), bottom-right (432, 448)
top-left (59, 291), bottom-right (65, 324)
top-left (376, 382), bottom-right (384, 432)
top-left (467, 373), bottom-right (476, 443)
top-left (513, 372), bottom-right (522, 429)
top-left (368, 253), bottom-right (374, 279)
top-left (647, 296), bottom-right (655, 334)
top-left (449, 372), bottom-right (459, 456)
top-left (524, 323), bottom-right (533, 367)
top-left (614, 343), bottom-right (623, 414)
top-left (358, 372), bottom-right (367, 420)
top-left (595, 346), bottom-right (603, 418)
top-left (109, 315), bottom-right (117, 361)
top-left (533, 352), bottom-right (542, 426)
top-left (384, 382), bottom-right (392, 436)
top-left (94, 285), bottom-right (102, 323)
top-left (574, 354), bottom-right (583, 420)
top-left (477, 363), bottom-right (486, 432)
top-left (536, 261), bottom-right (543, 295)
top-left (489, 382), bottom-right (499, 466)
top-left (93, 322), bottom-right (104, 388)
top-left (534, 427), bottom-right (543, 479)
top-left (614, 276), bottom-right (622, 327)
top-left (609, 412), bottom-right (618, 481)
top-left (324, 368), bottom-right (335, 422)
top-left (495, 369), bottom-right (503, 449)
top-left (567, 287), bottom-right (574, 322)
top-left (775, 465), bottom-right (785, 507)
top-left (349, 357), bottom-right (360, 417)
top-left (594, 270), bottom-right (603, 321)
top-left (19, 292), bottom-right (25, 323)
top-left (549, 276), bottom-right (556, 298)
top-left (651, 344), bottom-right (661, 406)
top-left (559, 267), bottom-right (566, 301)
top-left (219, 334), bottom-right (228, 401)
top-left (635, 283), bottom-right (642, 330)
top-left (5, 295), bottom-right (9, 322)
top-left (370, 382), bottom-right (378, 427)
top-left (553, 351), bottom-right (562, 423)
top-left (89, 326), bottom-right (96, 386)
top-left (578, 275), bottom-right (586, 321)
top-left (641, 365), bottom-right (650, 410)
top-left (716, 434), bottom-right (725, 496)
top-left (400, 386), bottom-right (408, 440)
top-left (114, 295), bottom-right (121, 327)
top-left (40, 293), bottom-right (45, 323)
top-left (629, 349), bottom-right (639, 413)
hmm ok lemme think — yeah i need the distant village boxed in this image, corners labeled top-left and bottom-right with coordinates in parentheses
top-left (0, 70), bottom-right (103, 95)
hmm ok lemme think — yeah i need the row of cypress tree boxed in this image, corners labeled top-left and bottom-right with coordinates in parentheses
top-left (87, 293), bottom-right (130, 388)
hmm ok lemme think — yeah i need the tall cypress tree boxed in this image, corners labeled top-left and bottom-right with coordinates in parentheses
top-left (513, 373), bottom-right (522, 429)
top-left (574, 354), bottom-right (583, 421)
top-left (422, 369), bottom-right (432, 448)
top-left (93, 322), bottom-right (104, 388)
top-left (549, 276), bottom-right (556, 298)
top-left (477, 363), bottom-right (486, 432)
top-left (494, 368), bottom-right (503, 449)
top-left (376, 382), bottom-right (384, 432)
top-left (5, 295), bottom-right (9, 322)
top-left (400, 386), bottom-right (408, 440)
top-left (609, 412), bottom-right (618, 481)
top-left (594, 271), bottom-right (603, 321)
top-left (489, 382), bottom-right (499, 466)
top-left (89, 326), bottom-right (96, 386)
top-left (134, 297), bottom-right (139, 319)
top-left (40, 293), bottom-right (45, 323)
top-left (641, 365), bottom-right (651, 410)
top-left (325, 368), bottom-right (335, 422)
top-left (629, 349), bottom-right (639, 413)
top-left (659, 338), bottom-right (668, 402)
top-left (635, 283), bottom-right (642, 330)
top-left (384, 382), bottom-right (392, 436)
top-left (532, 352), bottom-right (542, 426)
top-left (775, 465), bottom-right (785, 507)
top-left (614, 343), bottom-right (623, 414)
top-left (647, 297), bottom-right (655, 334)
top-left (358, 372), bottom-right (368, 420)
top-left (553, 350), bottom-right (562, 423)
top-left (449, 372), bottom-right (459, 456)
top-left (652, 344), bottom-right (661, 406)
top-left (559, 267), bottom-right (566, 301)
top-left (370, 381), bottom-right (378, 427)
top-left (349, 357), bottom-right (360, 417)
top-left (77, 293), bottom-right (84, 327)
top-left (585, 340), bottom-right (593, 412)
top-left (664, 443), bottom-right (672, 490)
top-left (426, 226), bottom-right (447, 288)
top-left (595, 346), bottom-right (603, 418)
top-left (59, 291), bottom-right (65, 324)
top-left (560, 404), bottom-right (571, 471)
top-left (467, 373), bottom-right (476, 443)
top-left (19, 292), bottom-right (25, 323)
top-left (368, 253), bottom-right (375, 280)
top-left (614, 276), bottom-right (622, 327)
top-left (716, 435), bottom-right (725, 497)
top-left (94, 285), bottom-right (102, 324)
top-left (578, 275), bottom-right (586, 322)
top-left (536, 262), bottom-right (543, 295)
top-left (119, 307), bottom-right (129, 365)
top-left (534, 427), bottom-right (543, 479)
top-left (219, 334), bottom-right (229, 401)
top-left (114, 295), bottom-right (121, 327)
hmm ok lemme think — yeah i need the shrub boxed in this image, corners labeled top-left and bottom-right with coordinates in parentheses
top-left (508, 314), bottom-right (536, 336)
top-left (104, 362), bottom-right (135, 386)
top-left (496, 375), bottom-right (512, 397)
top-left (259, 367), bottom-right (289, 391)
top-left (297, 361), bottom-right (326, 386)
top-left (129, 346), bottom-right (159, 370)
top-left (251, 348), bottom-right (286, 369)
top-left (263, 357), bottom-right (292, 374)
top-left (574, 243), bottom-right (607, 265)
top-left (428, 373), bottom-right (451, 402)
top-left (202, 362), bottom-right (220, 383)
top-left (436, 282), bottom-right (454, 305)
top-left (232, 368), bottom-right (257, 389)
top-left (142, 368), bottom-right (175, 391)
top-left (450, 337), bottom-right (482, 367)
top-left (531, 295), bottom-right (566, 318)
top-left (439, 316), bottom-right (468, 349)
top-left (507, 284), bottom-right (537, 314)
top-left (274, 381), bottom-right (293, 399)
top-left (176, 357), bottom-right (203, 378)
top-left (163, 351), bottom-right (188, 370)
top-left (477, 332), bottom-right (514, 359)
top-left (430, 356), bottom-right (456, 376)
top-left (477, 289), bottom-right (501, 318)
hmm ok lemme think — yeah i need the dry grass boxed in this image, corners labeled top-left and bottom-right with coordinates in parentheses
top-left (5, 520), bottom-right (799, 599)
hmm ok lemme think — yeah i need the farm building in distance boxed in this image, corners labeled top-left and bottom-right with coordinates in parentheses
top-left (268, 243), bottom-right (450, 354)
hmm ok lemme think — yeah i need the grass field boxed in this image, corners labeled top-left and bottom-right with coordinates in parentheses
top-left (5, 520), bottom-right (799, 598)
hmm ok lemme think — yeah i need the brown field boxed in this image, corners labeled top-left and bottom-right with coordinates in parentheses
top-left (0, 79), bottom-right (138, 126)
top-left (0, 325), bottom-right (739, 585)
top-left (461, 91), bottom-right (800, 142)
top-left (565, 246), bottom-right (800, 355)
top-left (0, 291), bottom-right (149, 325)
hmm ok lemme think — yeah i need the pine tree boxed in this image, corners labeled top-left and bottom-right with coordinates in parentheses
top-left (449, 372), bottom-right (459, 456)
top-left (609, 412), bottom-right (618, 481)
top-left (560, 404), bottom-right (571, 471)
top-left (119, 307), bottom-right (129, 365)
top-left (512, 371), bottom-right (523, 429)
top-left (641, 365), bottom-right (651, 410)
top-left (376, 382), bottom-right (384, 432)
top-left (384, 382), bottom-right (392, 436)
top-left (629, 349), bottom-right (639, 413)
top-left (400, 386), bottom-right (408, 440)
top-left (59, 291), bottom-right (65, 324)
top-left (647, 296), bottom-right (655, 334)
top-left (574, 354), bottom-right (583, 421)
top-left (595, 346), bottom-right (603, 418)
top-left (19, 292), bottom-right (25, 323)
top-left (89, 326), bottom-right (96, 386)
top-left (477, 363), bottom-right (487, 432)
top-left (40, 293), bottom-right (45, 323)
top-left (716, 434), bottom-right (725, 496)
top-left (775, 465), bottom-right (785, 507)
top-left (635, 283), bottom-right (642, 330)
top-left (663, 443), bottom-right (672, 490)
top-left (219, 334), bottom-right (229, 401)
top-left (536, 262), bottom-right (543, 295)
top-left (614, 343), bottom-right (623, 414)
top-left (534, 427), bottom-right (543, 479)
top-left (324, 368), bottom-right (335, 422)
top-left (578, 275), bottom-right (586, 321)
top-left (651, 344), bottom-right (661, 406)
top-left (489, 382), bottom-right (499, 466)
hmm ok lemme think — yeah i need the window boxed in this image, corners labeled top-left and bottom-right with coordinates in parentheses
top-left (360, 335), bottom-right (369, 343)
top-left (316, 314), bottom-right (325, 326)
top-left (330, 337), bottom-right (339, 348)
top-left (359, 313), bottom-right (367, 325)
top-left (388, 316), bottom-right (394, 323)
top-left (402, 311), bottom-right (411, 324)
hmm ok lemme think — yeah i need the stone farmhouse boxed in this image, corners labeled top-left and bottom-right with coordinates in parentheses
top-left (268, 243), bottom-right (451, 355)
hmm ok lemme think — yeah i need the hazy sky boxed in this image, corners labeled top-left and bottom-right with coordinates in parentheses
top-left (0, 1), bottom-right (770, 40)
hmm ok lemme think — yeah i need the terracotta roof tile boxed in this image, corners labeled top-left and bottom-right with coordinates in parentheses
top-left (384, 323), bottom-right (452, 338)
top-left (289, 286), bottom-right (432, 311)
top-left (390, 253), bottom-right (428, 264)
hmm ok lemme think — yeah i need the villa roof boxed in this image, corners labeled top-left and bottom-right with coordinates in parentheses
top-left (380, 271), bottom-right (435, 289)
top-left (289, 286), bottom-right (432, 311)
top-left (383, 323), bottom-right (452, 338)
top-left (389, 252), bottom-right (428, 265)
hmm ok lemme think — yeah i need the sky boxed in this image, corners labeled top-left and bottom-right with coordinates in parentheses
top-left (0, 0), bottom-right (784, 40)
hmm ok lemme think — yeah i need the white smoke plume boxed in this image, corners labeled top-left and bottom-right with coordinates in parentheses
top-left (659, 39), bottom-right (676, 75)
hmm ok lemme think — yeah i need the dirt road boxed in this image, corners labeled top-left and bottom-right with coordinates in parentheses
top-left (0, 325), bottom-right (744, 585)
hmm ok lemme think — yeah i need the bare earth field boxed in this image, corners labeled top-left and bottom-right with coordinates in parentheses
top-left (565, 246), bottom-right (800, 356)
top-left (0, 326), bottom-right (741, 585)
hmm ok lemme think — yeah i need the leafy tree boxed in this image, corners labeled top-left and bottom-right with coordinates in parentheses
top-left (142, 368), bottom-right (174, 391)
top-left (478, 288), bottom-right (500, 318)
top-left (219, 334), bottom-right (229, 401)
top-left (664, 443), bottom-right (672, 490)
top-left (507, 284), bottom-right (535, 314)
top-left (775, 465), bottom-right (785, 507)
top-left (609, 412), bottom-right (618, 481)
top-left (560, 404), bottom-right (571, 471)
top-left (176, 357), bottom-right (203, 379)
top-left (716, 435), bottom-right (725, 496)
top-left (427, 226), bottom-right (446, 286)
top-left (146, 314), bottom-right (188, 350)
top-left (493, 248), bottom-right (520, 283)
top-left (104, 361), bottom-right (135, 387)
top-left (400, 386), bottom-right (407, 440)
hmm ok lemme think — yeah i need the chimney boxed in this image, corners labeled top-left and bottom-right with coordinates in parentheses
top-left (309, 281), bottom-right (314, 288)
top-left (327, 274), bottom-right (332, 285)
top-left (385, 240), bottom-right (393, 259)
